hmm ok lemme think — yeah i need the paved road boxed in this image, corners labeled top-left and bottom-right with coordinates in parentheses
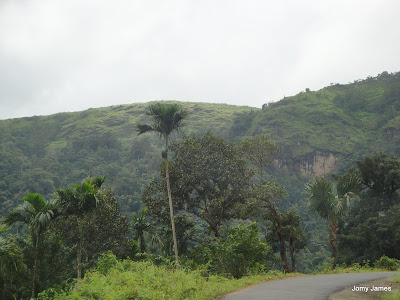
top-left (221, 272), bottom-right (395, 300)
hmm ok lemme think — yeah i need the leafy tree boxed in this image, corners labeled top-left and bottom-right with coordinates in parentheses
top-left (282, 209), bottom-right (307, 272)
top-left (191, 223), bottom-right (271, 278)
top-left (51, 187), bottom-right (131, 277)
top-left (167, 132), bottom-right (253, 237)
top-left (356, 152), bottom-right (400, 208)
top-left (56, 176), bottom-right (105, 278)
top-left (137, 103), bottom-right (188, 267)
top-left (306, 175), bottom-right (360, 268)
top-left (238, 134), bottom-right (279, 180)
top-left (254, 181), bottom-right (290, 272)
top-left (3, 193), bottom-right (56, 298)
top-left (0, 224), bottom-right (25, 299)
top-left (338, 153), bottom-right (400, 264)
top-left (265, 209), bottom-right (306, 272)
top-left (237, 134), bottom-right (293, 272)
top-left (131, 208), bottom-right (151, 253)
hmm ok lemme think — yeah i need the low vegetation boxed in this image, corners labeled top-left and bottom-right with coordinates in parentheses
top-left (37, 254), bottom-right (301, 300)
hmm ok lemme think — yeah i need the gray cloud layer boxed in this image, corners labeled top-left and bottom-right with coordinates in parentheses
top-left (1, 0), bottom-right (400, 119)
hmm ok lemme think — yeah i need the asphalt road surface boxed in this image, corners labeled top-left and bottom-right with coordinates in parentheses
top-left (221, 272), bottom-right (395, 300)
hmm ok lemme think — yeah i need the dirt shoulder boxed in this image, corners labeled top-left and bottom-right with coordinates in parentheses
top-left (328, 276), bottom-right (399, 300)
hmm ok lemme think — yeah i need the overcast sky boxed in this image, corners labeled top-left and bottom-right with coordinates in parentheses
top-left (1, 0), bottom-right (400, 120)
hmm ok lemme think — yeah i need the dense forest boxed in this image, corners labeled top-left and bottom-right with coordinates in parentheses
top-left (1, 71), bottom-right (400, 299)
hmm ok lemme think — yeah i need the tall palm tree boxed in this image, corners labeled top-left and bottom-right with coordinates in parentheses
top-left (131, 208), bottom-right (151, 253)
top-left (137, 102), bottom-right (188, 267)
top-left (56, 176), bottom-right (105, 279)
top-left (305, 175), bottom-right (360, 269)
top-left (3, 193), bottom-right (55, 298)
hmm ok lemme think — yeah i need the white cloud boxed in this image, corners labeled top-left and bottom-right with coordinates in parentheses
top-left (1, 0), bottom-right (400, 119)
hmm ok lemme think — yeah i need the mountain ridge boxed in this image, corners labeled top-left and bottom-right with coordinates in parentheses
top-left (0, 71), bottom-right (399, 217)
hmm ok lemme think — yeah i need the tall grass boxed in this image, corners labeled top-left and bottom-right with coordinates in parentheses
top-left (38, 259), bottom-right (299, 300)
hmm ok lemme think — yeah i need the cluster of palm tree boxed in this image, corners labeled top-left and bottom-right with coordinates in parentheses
top-left (2, 193), bottom-right (56, 298)
top-left (1, 177), bottom-right (106, 298)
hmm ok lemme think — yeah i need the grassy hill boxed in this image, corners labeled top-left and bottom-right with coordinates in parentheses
top-left (249, 71), bottom-right (400, 171)
top-left (1, 72), bottom-right (400, 214)
top-left (0, 101), bottom-right (257, 216)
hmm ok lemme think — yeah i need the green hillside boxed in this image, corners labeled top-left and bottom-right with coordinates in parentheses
top-left (1, 72), bottom-right (400, 217)
top-left (0, 101), bottom-right (257, 216)
top-left (249, 71), bottom-right (400, 169)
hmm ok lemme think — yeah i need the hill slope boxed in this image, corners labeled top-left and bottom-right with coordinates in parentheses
top-left (1, 72), bottom-right (399, 215)
top-left (0, 102), bottom-right (257, 215)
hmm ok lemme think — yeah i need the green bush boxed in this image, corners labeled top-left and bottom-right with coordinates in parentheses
top-left (374, 255), bottom-right (399, 271)
top-left (39, 259), bottom-right (297, 300)
top-left (196, 223), bottom-right (271, 278)
top-left (97, 251), bottom-right (118, 275)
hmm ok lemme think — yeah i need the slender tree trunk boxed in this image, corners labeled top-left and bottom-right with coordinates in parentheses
top-left (77, 219), bottom-right (83, 279)
top-left (77, 238), bottom-right (82, 279)
top-left (165, 136), bottom-right (179, 268)
top-left (32, 235), bottom-right (39, 299)
top-left (274, 209), bottom-right (289, 273)
top-left (267, 203), bottom-right (289, 273)
top-left (211, 223), bottom-right (220, 238)
top-left (278, 230), bottom-right (289, 273)
top-left (328, 218), bottom-right (339, 269)
top-left (289, 236), bottom-right (295, 272)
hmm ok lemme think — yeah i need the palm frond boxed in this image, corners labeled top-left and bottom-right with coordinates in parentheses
top-left (336, 174), bottom-right (361, 198)
top-left (137, 124), bottom-right (155, 135)
top-left (305, 177), bottom-right (335, 219)
top-left (139, 103), bottom-right (188, 138)
top-left (23, 193), bottom-right (47, 214)
top-left (3, 207), bottom-right (31, 227)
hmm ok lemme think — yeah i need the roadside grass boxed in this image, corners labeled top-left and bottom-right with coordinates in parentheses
top-left (38, 257), bottom-right (398, 300)
top-left (38, 260), bottom-right (300, 300)
top-left (382, 273), bottom-right (400, 300)
top-left (315, 258), bottom-right (399, 275)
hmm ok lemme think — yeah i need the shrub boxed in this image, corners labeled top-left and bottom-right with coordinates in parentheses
top-left (205, 223), bottom-right (271, 278)
top-left (374, 255), bottom-right (399, 271)
top-left (97, 251), bottom-right (118, 275)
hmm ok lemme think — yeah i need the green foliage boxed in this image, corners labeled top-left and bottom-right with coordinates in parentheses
top-left (97, 251), bottom-right (119, 275)
top-left (131, 208), bottom-right (151, 253)
top-left (374, 255), bottom-right (399, 271)
top-left (266, 209), bottom-right (307, 272)
top-left (356, 152), bottom-right (400, 208)
top-left (338, 153), bottom-right (400, 265)
top-left (191, 223), bottom-right (271, 278)
top-left (51, 187), bottom-right (131, 270)
top-left (3, 193), bottom-right (56, 298)
top-left (56, 176), bottom-right (106, 217)
top-left (306, 176), bottom-right (360, 269)
top-left (42, 259), bottom-right (297, 300)
top-left (212, 223), bottom-right (271, 278)
top-left (143, 132), bottom-right (254, 238)
top-left (238, 134), bottom-right (279, 180)
top-left (0, 101), bottom-right (252, 220)
top-left (4, 193), bottom-right (55, 237)
top-left (137, 102), bottom-right (189, 267)
top-left (305, 176), bottom-right (360, 220)
top-left (137, 103), bottom-right (188, 139)
top-left (0, 225), bottom-right (26, 299)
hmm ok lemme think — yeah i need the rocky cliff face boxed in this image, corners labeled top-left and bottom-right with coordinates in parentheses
top-left (298, 151), bottom-right (337, 177)
top-left (273, 151), bottom-right (338, 178)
